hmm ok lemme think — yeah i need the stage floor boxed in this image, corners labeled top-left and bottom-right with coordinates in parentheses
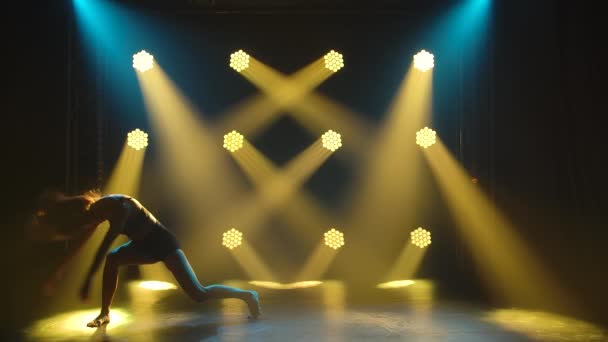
top-left (20, 280), bottom-right (607, 342)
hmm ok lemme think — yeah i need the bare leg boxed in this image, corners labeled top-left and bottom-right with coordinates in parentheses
top-left (163, 249), bottom-right (261, 319)
top-left (87, 241), bottom-right (157, 327)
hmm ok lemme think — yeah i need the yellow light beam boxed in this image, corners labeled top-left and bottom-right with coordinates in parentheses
top-left (216, 139), bottom-right (333, 237)
top-left (104, 141), bottom-right (146, 196)
top-left (295, 241), bottom-right (339, 281)
top-left (385, 242), bottom-right (427, 282)
top-left (321, 281), bottom-right (346, 322)
top-left (341, 65), bottom-right (434, 276)
top-left (230, 240), bottom-right (276, 281)
top-left (242, 58), bottom-right (332, 107)
top-left (290, 92), bottom-right (373, 154)
top-left (231, 141), bottom-right (276, 187)
top-left (229, 140), bottom-right (334, 241)
top-left (217, 53), bottom-right (372, 153)
top-left (279, 191), bottom-right (335, 240)
top-left (424, 139), bottom-right (579, 313)
top-left (214, 94), bottom-right (282, 140)
top-left (136, 63), bottom-right (243, 219)
top-left (136, 63), bottom-right (246, 272)
top-left (102, 139), bottom-right (150, 286)
top-left (216, 56), bottom-right (334, 139)
top-left (44, 138), bottom-right (148, 310)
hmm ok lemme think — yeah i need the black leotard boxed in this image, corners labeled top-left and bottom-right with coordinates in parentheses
top-left (121, 197), bottom-right (180, 261)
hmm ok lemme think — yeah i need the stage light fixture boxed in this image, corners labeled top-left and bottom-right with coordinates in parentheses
top-left (222, 228), bottom-right (243, 250)
top-left (411, 227), bottom-right (432, 248)
top-left (127, 129), bottom-right (149, 150)
top-left (416, 127), bottom-right (437, 149)
top-left (223, 130), bottom-right (244, 152)
top-left (324, 50), bottom-right (345, 72)
top-left (321, 130), bottom-right (342, 151)
top-left (413, 50), bottom-right (434, 72)
top-left (230, 50), bottom-right (250, 72)
top-left (133, 50), bottom-right (154, 73)
top-left (324, 228), bottom-right (345, 250)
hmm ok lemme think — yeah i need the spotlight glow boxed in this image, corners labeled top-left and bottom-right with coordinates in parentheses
top-left (223, 130), bottom-right (244, 152)
top-left (413, 50), bottom-right (434, 72)
top-left (324, 228), bottom-right (345, 250)
top-left (25, 308), bottom-right (131, 339)
top-left (485, 309), bottom-right (608, 342)
top-left (138, 281), bottom-right (177, 291)
top-left (133, 50), bottom-right (154, 73)
top-left (222, 228), bottom-right (243, 250)
top-left (249, 280), bottom-right (323, 290)
top-left (324, 50), bottom-right (345, 72)
top-left (321, 130), bottom-right (342, 151)
top-left (416, 127), bottom-right (437, 148)
top-left (377, 280), bottom-right (416, 289)
top-left (230, 50), bottom-right (250, 72)
top-left (127, 129), bottom-right (149, 150)
top-left (411, 227), bottom-right (432, 248)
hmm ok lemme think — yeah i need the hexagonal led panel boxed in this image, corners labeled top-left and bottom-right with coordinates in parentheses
top-left (133, 50), bottom-right (154, 73)
top-left (223, 130), bottom-right (244, 152)
top-left (222, 228), bottom-right (243, 250)
top-left (413, 50), bottom-right (434, 72)
top-left (127, 129), bottom-right (149, 150)
top-left (321, 130), bottom-right (342, 152)
top-left (229, 50), bottom-right (250, 72)
top-left (416, 127), bottom-right (436, 149)
top-left (411, 227), bottom-right (432, 248)
top-left (324, 228), bottom-right (345, 250)
top-left (324, 50), bottom-right (344, 72)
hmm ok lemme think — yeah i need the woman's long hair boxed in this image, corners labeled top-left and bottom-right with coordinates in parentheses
top-left (26, 189), bottom-right (102, 241)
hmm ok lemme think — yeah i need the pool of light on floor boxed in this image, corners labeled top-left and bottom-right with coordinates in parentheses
top-left (249, 280), bottom-right (323, 289)
top-left (138, 280), bottom-right (178, 290)
top-left (376, 280), bottom-right (415, 289)
top-left (24, 308), bottom-right (131, 340)
top-left (485, 309), bottom-right (607, 342)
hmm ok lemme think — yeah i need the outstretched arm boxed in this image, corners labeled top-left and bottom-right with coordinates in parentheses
top-left (79, 227), bottom-right (119, 299)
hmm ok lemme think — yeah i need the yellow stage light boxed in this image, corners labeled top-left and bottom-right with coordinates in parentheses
top-left (324, 228), bottom-right (345, 250)
top-left (137, 281), bottom-right (177, 291)
top-left (223, 130), bottom-right (244, 152)
top-left (222, 228), bottom-right (243, 250)
top-left (411, 227), bottom-right (432, 248)
top-left (416, 127), bottom-right (436, 148)
top-left (321, 129), bottom-right (342, 151)
top-left (413, 50), bottom-right (434, 72)
top-left (229, 50), bottom-right (250, 72)
top-left (133, 50), bottom-right (154, 73)
top-left (127, 129), bottom-right (149, 150)
top-left (324, 50), bottom-right (345, 72)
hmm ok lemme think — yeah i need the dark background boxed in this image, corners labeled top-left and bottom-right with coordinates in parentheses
top-left (4, 0), bottom-right (606, 336)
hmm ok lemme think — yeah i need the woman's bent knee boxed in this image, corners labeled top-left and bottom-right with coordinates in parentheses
top-left (190, 287), bottom-right (209, 302)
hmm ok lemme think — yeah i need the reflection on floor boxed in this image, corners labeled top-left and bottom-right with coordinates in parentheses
top-left (23, 280), bottom-right (607, 342)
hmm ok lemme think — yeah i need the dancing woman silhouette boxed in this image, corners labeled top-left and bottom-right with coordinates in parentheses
top-left (28, 190), bottom-right (261, 327)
